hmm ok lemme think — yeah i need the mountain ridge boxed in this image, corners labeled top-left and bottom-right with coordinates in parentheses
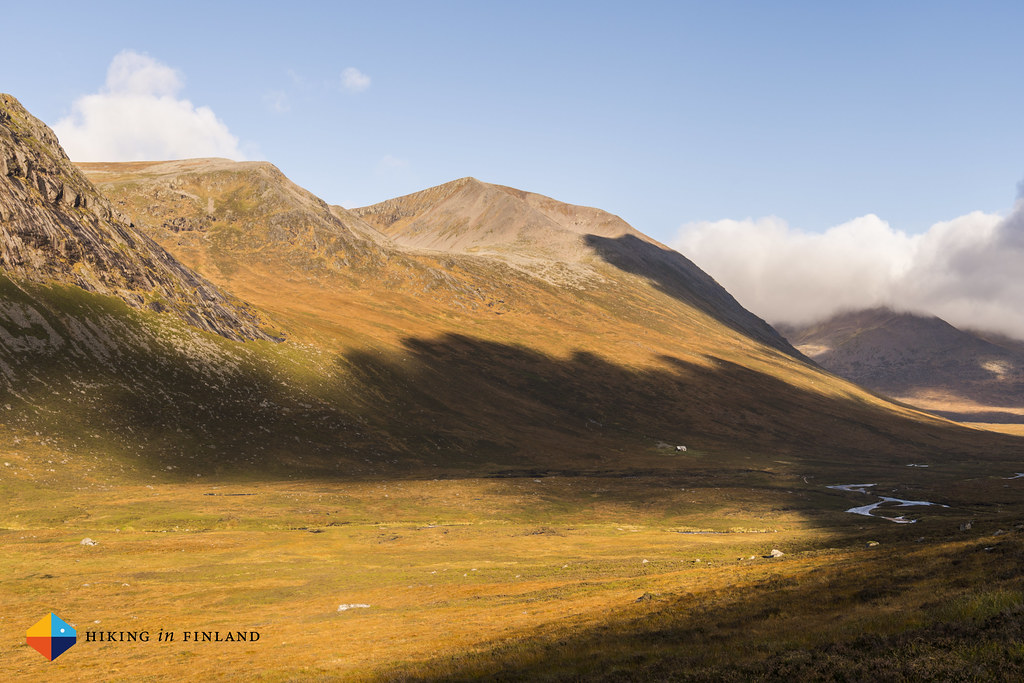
top-left (81, 161), bottom-right (800, 356)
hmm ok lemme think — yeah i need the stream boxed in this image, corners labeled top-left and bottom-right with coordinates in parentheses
top-left (826, 483), bottom-right (949, 523)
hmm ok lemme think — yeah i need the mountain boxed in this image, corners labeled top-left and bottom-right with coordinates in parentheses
top-left (778, 307), bottom-right (1024, 422)
top-left (73, 156), bottom-right (1019, 481)
top-left (6, 97), bottom-right (1024, 682)
top-left (0, 95), bottom-right (272, 342)
top-left (79, 167), bottom-right (796, 357)
top-left (353, 177), bottom-right (797, 355)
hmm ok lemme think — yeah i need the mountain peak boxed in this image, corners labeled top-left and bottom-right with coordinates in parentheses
top-left (778, 307), bottom-right (960, 353)
top-left (353, 177), bottom-right (797, 355)
top-left (352, 177), bottom-right (649, 261)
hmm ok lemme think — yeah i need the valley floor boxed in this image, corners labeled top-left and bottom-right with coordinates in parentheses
top-left (4, 450), bottom-right (1024, 681)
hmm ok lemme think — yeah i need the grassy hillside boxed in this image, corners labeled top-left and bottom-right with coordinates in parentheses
top-left (71, 161), bottom-right (1024, 477)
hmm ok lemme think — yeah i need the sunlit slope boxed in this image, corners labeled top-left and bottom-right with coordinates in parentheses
top-left (354, 177), bottom-right (796, 355)
top-left (73, 160), bottom-right (1024, 480)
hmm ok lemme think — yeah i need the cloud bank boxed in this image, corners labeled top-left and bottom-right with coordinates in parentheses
top-left (53, 51), bottom-right (244, 161)
top-left (673, 200), bottom-right (1024, 339)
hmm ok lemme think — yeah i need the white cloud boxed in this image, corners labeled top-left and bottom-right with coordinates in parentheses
top-left (341, 67), bottom-right (371, 93)
top-left (53, 50), bottom-right (244, 162)
top-left (673, 202), bottom-right (1024, 338)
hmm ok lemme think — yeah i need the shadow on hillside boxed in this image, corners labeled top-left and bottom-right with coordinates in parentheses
top-left (333, 334), bottom-right (1017, 474)
top-left (5, 286), bottom-right (1023, 523)
top-left (584, 233), bottom-right (800, 358)
top-left (75, 329), bottom-right (1016, 482)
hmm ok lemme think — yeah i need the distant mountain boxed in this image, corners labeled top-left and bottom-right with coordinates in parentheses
top-left (0, 94), bottom-right (270, 342)
top-left (778, 307), bottom-right (1024, 422)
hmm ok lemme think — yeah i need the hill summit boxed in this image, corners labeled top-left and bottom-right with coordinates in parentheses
top-left (354, 177), bottom-right (797, 355)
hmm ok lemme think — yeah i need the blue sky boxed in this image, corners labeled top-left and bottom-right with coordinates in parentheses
top-left (5, 1), bottom-right (1024, 334)
top-left (4, 1), bottom-right (1021, 236)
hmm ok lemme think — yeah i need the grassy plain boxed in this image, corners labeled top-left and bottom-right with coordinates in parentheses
top-left (3, 425), bottom-right (1024, 681)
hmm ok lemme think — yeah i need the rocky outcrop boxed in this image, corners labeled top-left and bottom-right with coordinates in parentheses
top-left (0, 94), bottom-right (273, 342)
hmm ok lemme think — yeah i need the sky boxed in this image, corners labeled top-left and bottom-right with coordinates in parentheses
top-left (3, 1), bottom-right (1024, 336)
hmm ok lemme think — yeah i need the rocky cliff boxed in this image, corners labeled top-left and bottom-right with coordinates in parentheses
top-left (0, 94), bottom-right (273, 342)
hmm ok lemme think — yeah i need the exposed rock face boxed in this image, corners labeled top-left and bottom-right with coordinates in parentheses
top-left (0, 94), bottom-right (272, 342)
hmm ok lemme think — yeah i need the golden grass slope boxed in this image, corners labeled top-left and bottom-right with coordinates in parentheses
top-left (353, 177), bottom-right (797, 354)
top-left (84, 162), bottom-right (797, 363)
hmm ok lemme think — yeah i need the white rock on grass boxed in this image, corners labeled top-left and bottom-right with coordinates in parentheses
top-left (337, 604), bottom-right (370, 612)
top-left (767, 548), bottom-right (784, 558)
